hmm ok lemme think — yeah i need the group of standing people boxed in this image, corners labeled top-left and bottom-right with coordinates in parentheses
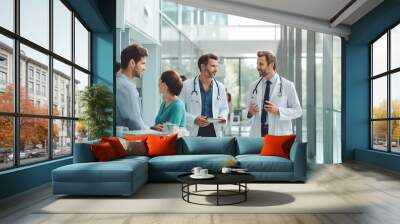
top-left (116, 44), bottom-right (302, 137)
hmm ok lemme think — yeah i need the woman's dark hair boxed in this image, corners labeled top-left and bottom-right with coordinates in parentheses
top-left (180, 75), bottom-right (187, 82)
top-left (161, 70), bottom-right (183, 96)
top-left (120, 44), bottom-right (148, 69)
top-left (227, 92), bottom-right (232, 102)
top-left (115, 62), bottom-right (121, 73)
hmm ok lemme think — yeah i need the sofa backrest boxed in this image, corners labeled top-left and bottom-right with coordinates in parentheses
top-left (73, 140), bottom-right (100, 163)
top-left (177, 137), bottom-right (236, 155)
top-left (235, 137), bottom-right (263, 155)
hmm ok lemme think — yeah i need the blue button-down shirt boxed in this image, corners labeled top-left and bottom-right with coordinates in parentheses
top-left (199, 79), bottom-right (213, 117)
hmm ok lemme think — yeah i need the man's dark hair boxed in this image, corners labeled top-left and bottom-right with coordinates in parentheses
top-left (161, 70), bottom-right (183, 96)
top-left (120, 44), bottom-right (148, 69)
top-left (257, 51), bottom-right (277, 70)
top-left (197, 53), bottom-right (218, 71)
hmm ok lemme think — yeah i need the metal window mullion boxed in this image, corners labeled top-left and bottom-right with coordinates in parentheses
top-left (388, 30), bottom-right (391, 152)
top-left (13, 0), bottom-right (21, 167)
top-left (71, 11), bottom-right (76, 155)
top-left (48, 0), bottom-right (53, 160)
top-left (370, 45), bottom-right (373, 149)
top-left (88, 31), bottom-right (92, 85)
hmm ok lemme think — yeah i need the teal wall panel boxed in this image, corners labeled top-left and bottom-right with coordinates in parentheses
top-left (345, 0), bottom-right (400, 172)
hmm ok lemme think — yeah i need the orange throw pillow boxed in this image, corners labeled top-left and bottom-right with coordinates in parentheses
top-left (91, 142), bottom-right (117, 161)
top-left (146, 134), bottom-right (177, 157)
top-left (101, 137), bottom-right (126, 158)
top-left (124, 135), bottom-right (151, 141)
top-left (260, 135), bottom-right (296, 159)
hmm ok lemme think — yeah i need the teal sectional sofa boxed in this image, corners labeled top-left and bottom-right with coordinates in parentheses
top-left (52, 137), bottom-right (307, 196)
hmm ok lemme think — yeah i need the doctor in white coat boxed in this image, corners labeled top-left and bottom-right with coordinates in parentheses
top-left (246, 51), bottom-right (302, 137)
top-left (180, 53), bottom-right (229, 137)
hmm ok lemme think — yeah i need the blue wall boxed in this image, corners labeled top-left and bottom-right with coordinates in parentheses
top-left (0, 158), bottom-right (72, 199)
top-left (344, 0), bottom-right (400, 170)
top-left (92, 32), bottom-right (114, 87)
top-left (0, 0), bottom-right (116, 200)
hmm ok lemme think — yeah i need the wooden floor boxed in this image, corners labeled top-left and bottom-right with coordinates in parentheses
top-left (1, 162), bottom-right (400, 224)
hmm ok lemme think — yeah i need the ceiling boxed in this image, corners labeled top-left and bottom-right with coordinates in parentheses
top-left (225, 0), bottom-right (353, 24)
top-left (173, 0), bottom-right (384, 37)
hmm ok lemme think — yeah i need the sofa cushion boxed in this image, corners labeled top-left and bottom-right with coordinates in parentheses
top-left (91, 142), bottom-right (118, 161)
top-left (74, 140), bottom-right (100, 163)
top-left (236, 137), bottom-right (263, 155)
top-left (147, 134), bottom-right (177, 157)
top-left (178, 137), bottom-right (236, 155)
top-left (119, 138), bottom-right (147, 156)
top-left (236, 155), bottom-right (293, 172)
top-left (148, 154), bottom-right (235, 172)
top-left (101, 137), bottom-right (127, 158)
top-left (260, 135), bottom-right (296, 159)
top-left (124, 135), bottom-right (150, 141)
top-left (52, 158), bottom-right (147, 183)
top-left (115, 155), bottom-right (150, 163)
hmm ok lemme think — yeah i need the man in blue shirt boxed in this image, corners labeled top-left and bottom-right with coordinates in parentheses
top-left (180, 53), bottom-right (229, 137)
top-left (116, 44), bottom-right (148, 130)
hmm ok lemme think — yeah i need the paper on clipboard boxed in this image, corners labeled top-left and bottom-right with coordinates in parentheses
top-left (206, 117), bottom-right (224, 123)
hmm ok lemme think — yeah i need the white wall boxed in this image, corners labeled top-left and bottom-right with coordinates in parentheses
top-left (141, 44), bottom-right (161, 126)
top-left (117, 0), bottom-right (160, 43)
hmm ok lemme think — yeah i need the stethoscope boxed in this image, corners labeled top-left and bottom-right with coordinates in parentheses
top-left (190, 75), bottom-right (221, 101)
top-left (250, 76), bottom-right (283, 101)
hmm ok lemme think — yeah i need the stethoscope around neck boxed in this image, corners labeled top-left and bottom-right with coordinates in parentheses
top-left (250, 76), bottom-right (283, 100)
top-left (190, 75), bottom-right (221, 101)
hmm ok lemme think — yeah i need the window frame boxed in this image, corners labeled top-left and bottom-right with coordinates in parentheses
top-left (0, 0), bottom-right (92, 171)
top-left (370, 20), bottom-right (400, 154)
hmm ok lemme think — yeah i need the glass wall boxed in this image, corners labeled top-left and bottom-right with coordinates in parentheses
top-left (0, 0), bottom-right (91, 170)
top-left (160, 1), bottom-right (343, 164)
top-left (160, 17), bottom-right (202, 80)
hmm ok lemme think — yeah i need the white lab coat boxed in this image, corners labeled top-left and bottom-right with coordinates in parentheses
top-left (180, 77), bottom-right (229, 137)
top-left (246, 74), bottom-right (302, 137)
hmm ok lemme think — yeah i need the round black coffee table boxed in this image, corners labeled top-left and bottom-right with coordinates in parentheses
top-left (177, 173), bottom-right (255, 206)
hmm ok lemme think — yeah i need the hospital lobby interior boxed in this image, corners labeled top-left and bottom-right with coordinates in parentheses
top-left (1, 0), bottom-right (400, 223)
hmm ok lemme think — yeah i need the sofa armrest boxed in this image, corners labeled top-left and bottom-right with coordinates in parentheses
top-left (73, 140), bottom-right (100, 163)
top-left (289, 142), bottom-right (307, 181)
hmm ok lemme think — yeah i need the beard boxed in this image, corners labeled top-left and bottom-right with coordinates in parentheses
top-left (207, 70), bottom-right (216, 78)
top-left (132, 69), bottom-right (141, 78)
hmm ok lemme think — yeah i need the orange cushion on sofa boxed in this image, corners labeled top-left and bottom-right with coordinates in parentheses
top-left (91, 142), bottom-right (118, 162)
top-left (259, 135), bottom-right (296, 159)
top-left (146, 134), bottom-right (177, 157)
top-left (124, 135), bottom-right (151, 142)
top-left (101, 137), bottom-right (127, 158)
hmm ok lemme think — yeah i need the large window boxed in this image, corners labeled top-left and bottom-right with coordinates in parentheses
top-left (370, 23), bottom-right (400, 153)
top-left (0, 0), bottom-right (91, 170)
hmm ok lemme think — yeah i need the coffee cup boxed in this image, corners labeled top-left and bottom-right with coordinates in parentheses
top-left (166, 122), bottom-right (178, 132)
top-left (199, 169), bottom-right (208, 176)
top-left (221, 167), bottom-right (232, 174)
top-left (116, 126), bottom-right (129, 137)
top-left (191, 167), bottom-right (202, 176)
